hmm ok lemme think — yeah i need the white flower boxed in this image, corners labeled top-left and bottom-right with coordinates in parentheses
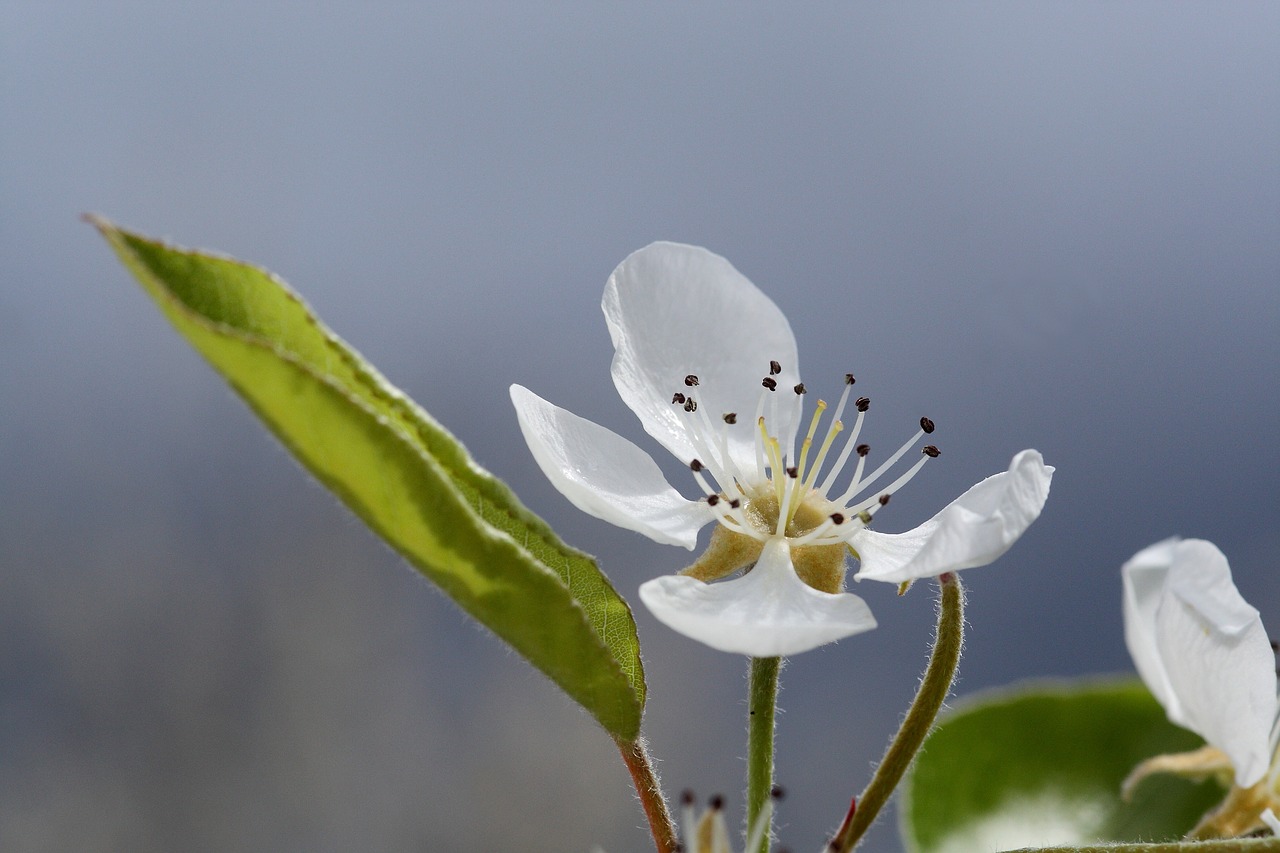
top-left (511, 242), bottom-right (1052, 656)
top-left (1122, 537), bottom-right (1280, 791)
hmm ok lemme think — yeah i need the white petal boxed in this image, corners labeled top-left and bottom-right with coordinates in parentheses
top-left (850, 449), bottom-right (1054, 583)
top-left (510, 384), bottom-right (710, 549)
top-left (1121, 537), bottom-right (1184, 723)
top-left (1123, 538), bottom-right (1277, 788)
top-left (638, 538), bottom-right (877, 656)
top-left (603, 242), bottom-right (800, 472)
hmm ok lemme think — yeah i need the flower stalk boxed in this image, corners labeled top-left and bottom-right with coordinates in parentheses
top-left (832, 572), bottom-right (965, 852)
top-left (618, 737), bottom-right (679, 853)
top-left (746, 656), bottom-right (782, 853)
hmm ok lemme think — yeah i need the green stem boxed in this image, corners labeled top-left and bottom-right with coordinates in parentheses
top-left (747, 656), bottom-right (782, 853)
top-left (618, 737), bottom-right (679, 853)
top-left (833, 573), bottom-right (965, 852)
top-left (1019, 842), bottom-right (1280, 852)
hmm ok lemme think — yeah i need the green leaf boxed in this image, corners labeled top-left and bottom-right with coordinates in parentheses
top-left (901, 679), bottom-right (1226, 852)
top-left (92, 216), bottom-right (645, 741)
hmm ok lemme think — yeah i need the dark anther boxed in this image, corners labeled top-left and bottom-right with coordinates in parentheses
top-left (671, 392), bottom-right (686, 405)
top-left (793, 382), bottom-right (807, 395)
top-left (690, 459), bottom-right (704, 472)
top-left (856, 443), bottom-right (870, 457)
top-left (920, 416), bottom-right (936, 434)
top-left (729, 499), bottom-right (741, 509)
top-left (684, 374), bottom-right (699, 387)
top-left (723, 412), bottom-right (738, 424)
top-left (707, 494), bottom-right (720, 506)
top-left (681, 789), bottom-right (696, 806)
top-left (786, 466), bottom-right (798, 478)
top-left (879, 494), bottom-right (891, 506)
top-left (855, 396), bottom-right (870, 412)
top-left (684, 398), bottom-right (698, 413)
top-left (709, 794), bottom-right (725, 811)
top-left (830, 512), bottom-right (845, 525)
top-left (845, 373), bottom-right (856, 385)
top-left (762, 376), bottom-right (778, 391)
top-left (923, 445), bottom-right (941, 458)
top-left (769, 360), bottom-right (782, 375)
top-left (771, 784), bottom-right (786, 800)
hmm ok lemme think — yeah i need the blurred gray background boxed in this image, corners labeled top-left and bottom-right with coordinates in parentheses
top-left (2, 3), bottom-right (1277, 851)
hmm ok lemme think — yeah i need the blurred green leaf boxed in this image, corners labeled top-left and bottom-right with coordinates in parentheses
top-left (901, 679), bottom-right (1224, 852)
top-left (93, 216), bottom-right (645, 740)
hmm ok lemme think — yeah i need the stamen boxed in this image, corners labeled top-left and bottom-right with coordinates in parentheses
top-left (791, 511), bottom-right (869, 546)
top-left (672, 392), bottom-right (686, 405)
top-left (829, 378), bottom-right (854, 422)
top-left (832, 447), bottom-right (870, 507)
top-left (680, 790), bottom-right (697, 852)
top-left (816, 399), bottom-right (866, 495)
top-left (768, 384), bottom-right (780, 454)
top-left (776, 462), bottom-right (798, 536)
top-left (723, 412), bottom-right (737, 425)
top-left (793, 382), bottom-right (806, 395)
top-left (692, 467), bottom-right (762, 538)
top-left (794, 399), bottom-right (827, 484)
top-left (920, 416), bottom-right (935, 434)
top-left (848, 454), bottom-right (932, 513)
top-left (878, 493), bottom-right (891, 506)
top-left (683, 397), bottom-right (697, 413)
top-left (692, 400), bottom-right (741, 486)
top-left (845, 372), bottom-right (856, 385)
top-left (761, 376), bottom-right (778, 391)
top-left (856, 396), bottom-right (870, 412)
top-left (923, 444), bottom-right (941, 458)
top-left (839, 428), bottom-right (926, 503)
top-left (684, 374), bottom-right (699, 387)
top-left (743, 792), bottom-right (778, 853)
top-left (769, 360), bottom-right (782, 375)
top-left (790, 517), bottom-right (839, 546)
top-left (752, 390), bottom-right (770, 481)
top-left (690, 459), bottom-right (704, 472)
top-left (766, 433), bottom-right (787, 504)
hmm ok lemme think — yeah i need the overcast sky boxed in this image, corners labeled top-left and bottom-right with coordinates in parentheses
top-left (2, 4), bottom-right (1277, 851)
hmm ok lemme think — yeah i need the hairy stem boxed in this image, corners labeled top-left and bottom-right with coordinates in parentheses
top-left (833, 573), bottom-right (965, 852)
top-left (747, 656), bottom-right (782, 853)
top-left (1024, 842), bottom-right (1280, 852)
top-left (618, 737), bottom-right (679, 853)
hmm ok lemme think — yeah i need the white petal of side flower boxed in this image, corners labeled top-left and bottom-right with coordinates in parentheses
top-left (638, 539), bottom-right (878, 656)
top-left (604, 242), bottom-right (801, 470)
top-left (510, 384), bottom-right (710, 549)
top-left (1122, 538), bottom-right (1279, 788)
top-left (850, 449), bottom-right (1054, 584)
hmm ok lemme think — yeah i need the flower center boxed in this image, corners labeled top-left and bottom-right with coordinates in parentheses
top-left (675, 361), bottom-right (939, 548)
